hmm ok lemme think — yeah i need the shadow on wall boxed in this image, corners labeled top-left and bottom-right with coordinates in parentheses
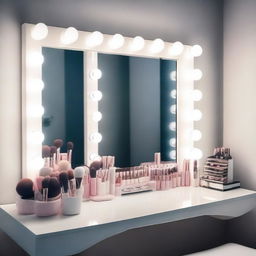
top-left (0, 216), bottom-right (228, 256)
top-left (226, 209), bottom-right (256, 249)
top-left (75, 216), bottom-right (228, 256)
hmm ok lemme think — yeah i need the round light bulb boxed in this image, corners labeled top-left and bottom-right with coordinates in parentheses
top-left (28, 52), bottom-right (44, 66)
top-left (89, 153), bottom-right (102, 161)
top-left (169, 138), bottom-right (176, 147)
top-left (89, 69), bottom-right (102, 80)
top-left (28, 132), bottom-right (44, 144)
top-left (130, 36), bottom-right (145, 51)
top-left (191, 130), bottom-right (202, 141)
top-left (61, 27), bottom-right (79, 45)
top-left (31, 23), bottom-right (48, 40)
top-left (169, 122), bottom-right (176, 131)
top-left (150, 38), bottom-right (165, 53)
top-left (108, 34), bottom-right (124, 49)
top-left (170, 71), bottom-right (177, 81)
top-left (28, 79), bottom-right (44, 92)
top-left (170, 89), bottom-right (177, 99)
top-left (90, 132), bottom-right (102, 143)
top-left (90, 90), bottom-right (103, 101)
top-left (86, 31), bottom-right (104, 47)
top-left (191, 44), bottom-right (203, 57)
top-left (170, 104), bottom-right (176, 114)
top-left (193, 109), bottom-right (202, 121)
top-left (92, 111), bottom-right (102, 122)
top-left (192, 69), bottom-right (203, 81)
top-left (192, 89), bottom-right (203, 101)
top-left (27, 105), bottom-right (44, 118)
top-left (30, 157), bottom-right (45, 170)
top-left (169, 41), bottom-right (184, 56)
top-left (169, 150), bottom-right (176, 160)
top-left (190, 148), bottom-right (203, 160)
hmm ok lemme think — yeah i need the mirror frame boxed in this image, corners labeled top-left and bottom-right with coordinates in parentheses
top-left (22, 23), bottom-right (199, 180)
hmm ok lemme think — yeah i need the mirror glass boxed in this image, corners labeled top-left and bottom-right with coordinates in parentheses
top-left (42, 48), bottom-right (177, 168)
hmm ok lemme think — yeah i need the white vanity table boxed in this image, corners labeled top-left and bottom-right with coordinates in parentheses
top-left (1, 187), bottom-right (256, 256)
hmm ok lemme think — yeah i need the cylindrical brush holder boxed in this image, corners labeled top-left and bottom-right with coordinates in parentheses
top-left (16, 197), bottom-right (35, 215)
top-left (35, 198), bottom-right (61, 217)
top-left (62, 195), bottom-right (82, 215)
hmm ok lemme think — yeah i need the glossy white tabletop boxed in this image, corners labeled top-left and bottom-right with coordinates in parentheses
top-left (1, 187), bottom-right (256, 235)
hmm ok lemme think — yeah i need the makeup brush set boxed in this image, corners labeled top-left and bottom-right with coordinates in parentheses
top-left (16, 139), bottom-right (87, 216)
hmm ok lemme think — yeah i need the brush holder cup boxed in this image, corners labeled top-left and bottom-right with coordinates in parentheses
top-left (16, 197), bottom-right (35, 215)
top-left (62, 195), bottom-right (82, 215)
top-left (35, 198), bottom-right (61, 217)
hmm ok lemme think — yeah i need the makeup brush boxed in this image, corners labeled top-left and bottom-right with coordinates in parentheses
top-left (50, 146), bottom-right (57, 169)
top-left (42, 177), bottom-right (61, 199)
top-left (39, 166), bottom-right (53, 177)
top-left (54, 139), bottom-right (63, 164)
top-left (59, 171), bottom-right (69, 193)
top-left (58, 160), bottom-right (71, 172)
top-left (67, 169), bottom-right (74, 180)
top-left (74, 167), bottom-right (85, 189)
top-left (67, 141), bottom-right (74, 165)
top-left (42, 145), bottom-right (51, 167)
top-left (16, 178), bottom-right (34, 199)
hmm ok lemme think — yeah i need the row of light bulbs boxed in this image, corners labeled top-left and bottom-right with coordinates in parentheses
top-left (28, 22), bottom-right (204, 164)
top-left (31, 23), bottom-right (203, 57)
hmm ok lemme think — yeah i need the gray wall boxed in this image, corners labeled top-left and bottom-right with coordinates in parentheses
top-left (129, 57), bottom-right (160, 166)
top-left (0, 0), bottom-right (224, 255)
top-left (223, 0), bottom-right (256, 248)
top-left (42, 48), bottom-right (66, 145)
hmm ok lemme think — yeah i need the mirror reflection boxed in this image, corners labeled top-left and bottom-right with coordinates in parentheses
top-left (42, 48), bottom-right (177, 168)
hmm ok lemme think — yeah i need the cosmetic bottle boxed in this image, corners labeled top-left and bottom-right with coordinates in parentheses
top-left (185, 160), bottom-right (191, 186)
top-left (193, 160), bottom-right (200, 187)
top-left (109, 167), bottom-right (116, 195)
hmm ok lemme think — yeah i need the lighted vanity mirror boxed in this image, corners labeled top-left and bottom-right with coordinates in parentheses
top-left (42, 48), bottom-right (177, 167)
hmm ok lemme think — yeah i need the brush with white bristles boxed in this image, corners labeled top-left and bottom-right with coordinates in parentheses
top-left (74, 167), bottom-right (85, 189)
top-left (67, 141), bottom-right (74, 165)
top-left (50, 146), bottom-right (57, 169)
top-left (42, 145), bottom-right (51, 167)
top-left (54, 139), bottom-right (63, 165)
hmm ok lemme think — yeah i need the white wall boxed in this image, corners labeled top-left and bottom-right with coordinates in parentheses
top-left (224, 0), bottom-right (256, 247)
top-left (0, 1), bottom-right (21, 204)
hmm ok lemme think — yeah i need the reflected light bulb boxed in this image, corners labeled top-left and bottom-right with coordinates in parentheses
top-left (190, 148), bottom-right (203, 160)
top-left (89, 153), bottom-right (102, 161)
top-left (90, 90), bottom-right (103, 101)
top-left (191, 45), bottom-right (203, 57)
top-left (89, 69), bottom-right (102, 80)
top-left (169, 138), bottom-right (176, 147)
top-left (90, 132), bottom-right (102, 143)
top-left (31, 23), bottom-right (48, 40)
top-left (170, 71), bottom-right (177, 81)
top-left (192, 69), bottom-right (203, 81)
top-left (169, 41), bottom-right (184, 56)
top-left (150, 38), bottom-right (164, 53)
top-left (61, 27), bottom-right (79, 45)
top-left (92, 111), bottom-right (102, 122)
top-left (169, 122), bottom-right (176, 131)
top-left (28, 79), bottom-right (44, 92)
top-left (192, 90), bottom-right (203, 101)
top-left (170, 104), bottom-right (176, 114)
top-left (27, 105), bottom-right (44, 117)
top-left (28, 52), bottom-right (44, 66)
top-left (169, 150), bottom-right (176, 160)
top-left (86, 31), bottom-right (103, 47)
top-left (130, 36), bottom-right (145, 51)
top-left (193, 109), bottom-right (202, 121)
top-left (191, 130), bottom-right (202, 141)
top-left (108, 34), bottom-right (124, 49)
top-left (170, 89), bottom-right (176, 99)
